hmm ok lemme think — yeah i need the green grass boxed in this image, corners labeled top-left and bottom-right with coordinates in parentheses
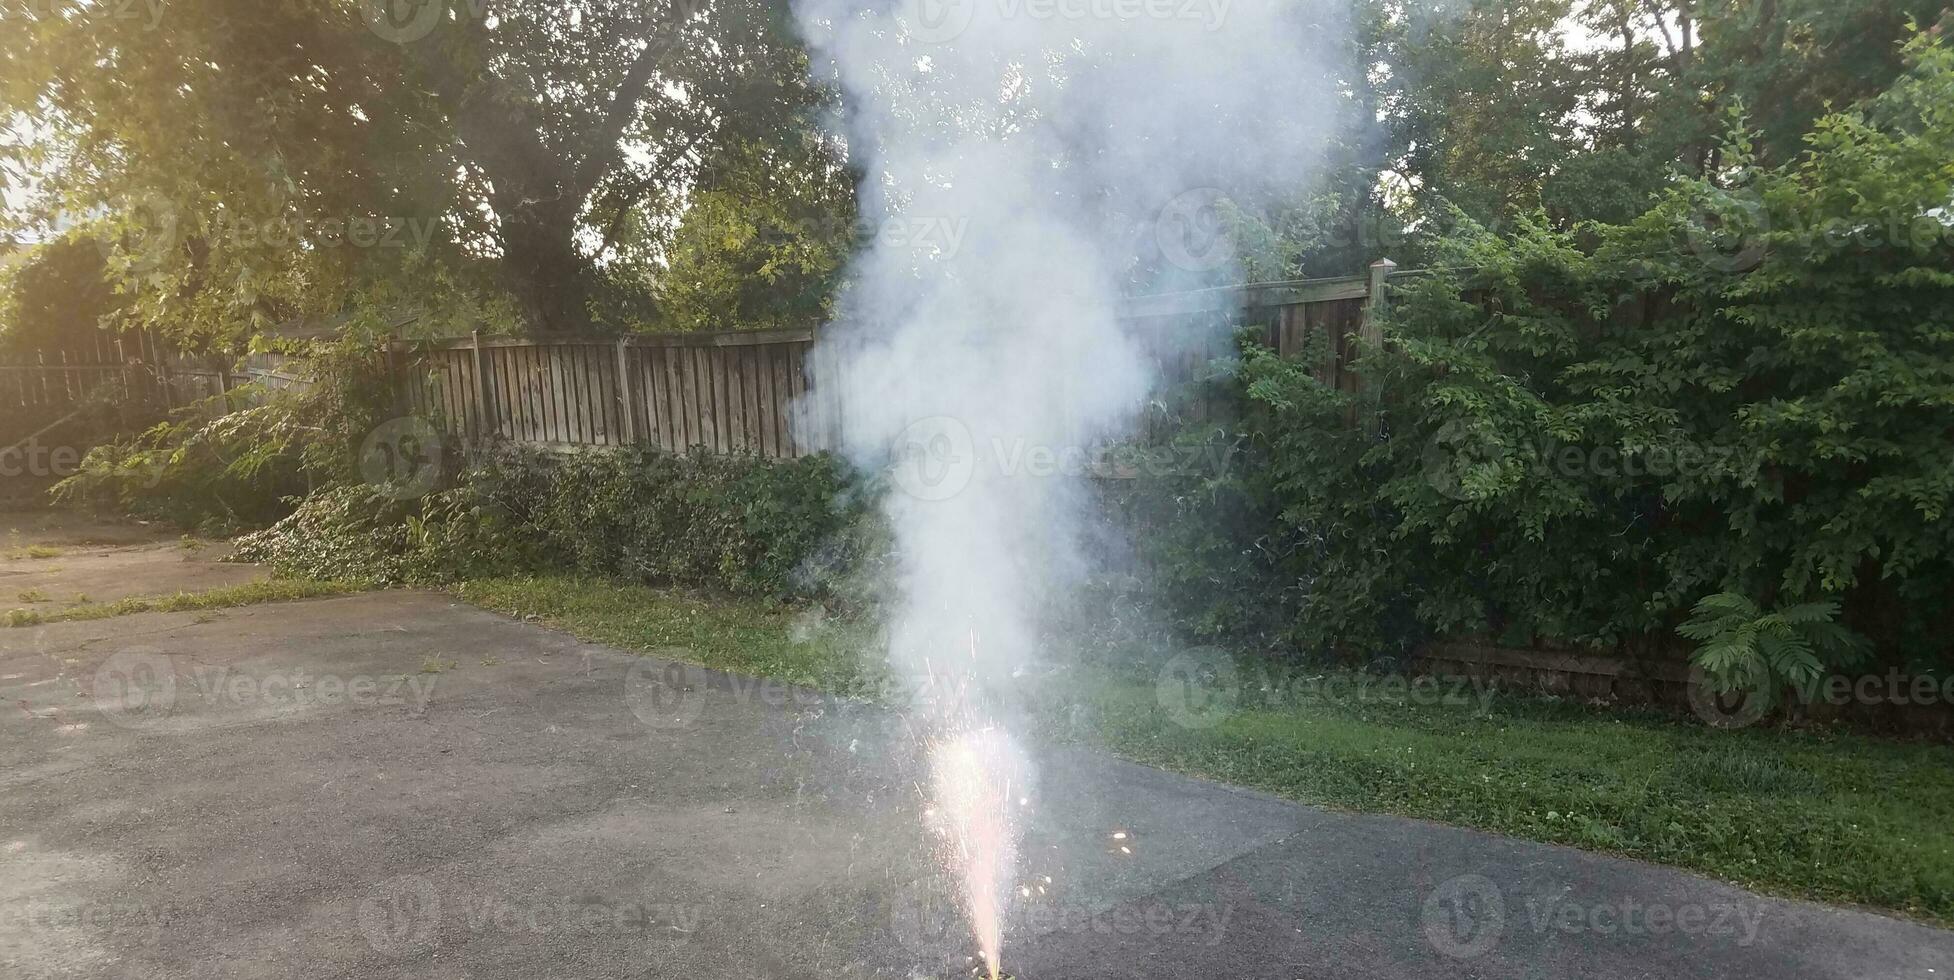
top-left (4, 545), bottom-right (63, 560)
top-left (449, 573), bottom-right (1954, 924)
top-left (455, 575), bottom-right (885, 696)
top-left (1056, 668), bottom-right (1954, 923)
top-left (0, 579), bottom-right (365, 627)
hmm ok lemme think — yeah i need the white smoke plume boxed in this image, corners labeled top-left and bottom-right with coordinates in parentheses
top-left (795, 0), bottom-right (1346, 695)
top-left (790, 0), bottom-right (1346, 971)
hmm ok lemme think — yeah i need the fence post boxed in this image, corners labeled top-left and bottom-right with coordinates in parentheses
top-left (615, 336), bottom-right (638, 446)
top-left (470, 330), bottom-right (490, 445)
top-left (1362, 257), bottom-right (1395, 349)
top-left (155, 334), bottom-right (176, 410)
top-left (1357, 258), bottom-right (1396, 436)
top-left (384, 343), bottom-right (402, 417)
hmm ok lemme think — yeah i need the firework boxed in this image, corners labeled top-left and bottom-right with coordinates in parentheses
top-left (929, 724), bottom-right (1030, 980)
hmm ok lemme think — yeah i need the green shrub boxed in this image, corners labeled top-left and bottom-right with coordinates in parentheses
top-left (1123, 34), bottom-right (1954, 677)
top-left (529, 446), bottom-right (876, 596)
top-left (1679, 593), bottom-right (1872, 703)
top-left (236, 445), bottom-right (883, 601)
top-left (51, 344), bottom-right (403, 532)
top-left (233, 484), bottom-right (453, 585)
top-left (51, 398), bottom-right (320, 531)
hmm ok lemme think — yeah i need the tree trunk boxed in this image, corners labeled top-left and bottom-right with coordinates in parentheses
top-left (497, 205), bottom-right (589, 334)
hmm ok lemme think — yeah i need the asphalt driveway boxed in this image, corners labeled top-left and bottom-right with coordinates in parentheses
top-left (3, 588), bottom-right (1951, 980)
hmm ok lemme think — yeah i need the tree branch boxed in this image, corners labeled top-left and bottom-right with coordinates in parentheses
top-left (571, 29), bottom-right (681, 202)
top-left (597, 125), bottom-right (715, 256)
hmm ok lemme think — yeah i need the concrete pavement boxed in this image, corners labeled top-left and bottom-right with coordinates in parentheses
top-left (3, 590), bottom-right (1950, 980)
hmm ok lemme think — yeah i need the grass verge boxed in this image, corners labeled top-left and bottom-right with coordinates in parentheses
top-left (455, 575), bottom-right (886, 695)
top-left (2, 579), bottom-right (365, 627)
top-left (1061, 667), bottom-right (1954, 923)
top-left (451, 572), bottom-right (1954, 924)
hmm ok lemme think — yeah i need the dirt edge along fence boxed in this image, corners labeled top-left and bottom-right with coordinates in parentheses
top-left (388, 259), bottom-right (1408, 457)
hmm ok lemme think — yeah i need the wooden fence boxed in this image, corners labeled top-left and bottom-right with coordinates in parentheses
top-left (0, 331), bottom-right (260, 416)
top-left (389, 260), bottom-right (1405, 456)
top-left (391, 327), bottom-right (837, 457)
top-left (0, 332), bottom-right (270, 448)
top-left (0, 261), bottom-right (1405, 454)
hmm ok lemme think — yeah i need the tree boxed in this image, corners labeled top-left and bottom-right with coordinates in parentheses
top-left (643, 131), bottom-right (856, 332)
top-left (0, 237), bottom-right (122, 353)
top-left (1376, 0), bottom-right (1585, 228)
top-left (1684, 0), bottom-right (1948, 166)
top-left (403, 0), bottom-right (827, 331)
top-left (1352, 0), bottom-right (1946, 250)
top-left (0, 0), bottom-right (835, 340)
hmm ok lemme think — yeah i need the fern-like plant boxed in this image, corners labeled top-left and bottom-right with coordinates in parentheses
top-left (1677, 593), bottom-right (1871, 704)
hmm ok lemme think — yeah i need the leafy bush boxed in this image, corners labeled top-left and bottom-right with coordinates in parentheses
top-left (1127, 34), bottom-right (1954, 678)
top-left (1678, 593), bottom-right (1871, 703)
top-left (232, 484), bottom-right (482, 585)
top-left (236, 445), bottom-right (883, 601)
top-left (51, 344), bottom-right (403, 532)
top-left (51, 398), bottom-right (321, 530)
top-left (542, 447), bottom-right (880, 596)
top-left (1105, 342), bottom-right (1424, 658)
